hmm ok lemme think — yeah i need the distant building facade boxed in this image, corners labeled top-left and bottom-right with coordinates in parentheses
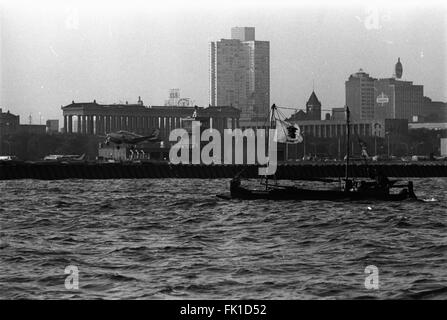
top-left (345, 69), bottom-right (376, 121)
top-left (421, 97), bottom-right (447, 122)
top-left (384, 119), bottom-right (408, 136)
top-left (61, 100), bottom-right (241, 144)
top-left (346, 58), bottom-right (445, 122)
top-left (287, 88), bottom-right (409, 139)
top-left (18, 124), bottom-right (46, 135)
top-left (46, 119), bottom-right (59, 133)
top-left (0, 108), bottom-right (47, 155)
top-left (287, 118), bottom-right (407, 139)
top-left (289, 118), bottom-right (385, 138)
top-left (305, 91), bottom-right (322, 120)
top-left (331, 108), bottom-right (346, 121)
top-left (164, 89), bottom-right (194, 107)
top-left (0, 108), bottom-right (46, 135)
top-left (209, 27), bottom-right (270, 125)
top-left (288, 91), bottom-right (323, 122)
top-left (374, 78), bottom-right (424, 121)
top-left (0, 108), bottom-right (20, 155)
top-left (0, 108), bottom-right (20, 136)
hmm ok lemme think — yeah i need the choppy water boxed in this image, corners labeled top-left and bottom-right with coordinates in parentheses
top-left (0, 178), bottom-right (446, 299)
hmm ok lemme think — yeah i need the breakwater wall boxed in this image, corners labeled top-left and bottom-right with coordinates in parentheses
top-left (1, 161), bottom-right (447, 180)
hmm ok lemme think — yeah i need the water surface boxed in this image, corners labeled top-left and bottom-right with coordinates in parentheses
top-left (0, 178), bottom-right (446, 299)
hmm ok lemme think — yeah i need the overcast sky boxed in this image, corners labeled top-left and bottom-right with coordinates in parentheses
top-left (1, 0), bottom-right (446, 123)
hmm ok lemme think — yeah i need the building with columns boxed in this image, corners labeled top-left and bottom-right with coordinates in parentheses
top-left (61, 100), bottom-right (241, 144)
top-left (288, 118), bottom-right (386, 139)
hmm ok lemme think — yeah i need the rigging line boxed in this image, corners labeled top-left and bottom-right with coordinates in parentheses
top-left (276, 107), bottom-right (305, 139)
top-left (274, 108), bottom-right (289, 137)
top-left (277, 108), bottom-right (287, 119)
top-left (271, 109), bottom-right (285, 138)
top-left (276, 108), bottom-right (289, 122)
top-left (275, 105), bottom-right (337, 112)
top-left (272, 108), bottom-right (280, 131)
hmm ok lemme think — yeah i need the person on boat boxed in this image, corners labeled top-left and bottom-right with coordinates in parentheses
top-left (230, 176), bottom-right (241, 189)
top-left (230, 174), bottom-right (254, 198)
top-left (351, 168), bottom-right (388, 194)
top-left (356, 180), bottom-right (368, 193)
top-left (375, 170), bottom-right (390, 191)
top-left (344, 179), bottom-right (353, 192)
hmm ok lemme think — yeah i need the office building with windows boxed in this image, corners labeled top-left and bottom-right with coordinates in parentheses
top-left (209, 27), bottom-right (270, 125)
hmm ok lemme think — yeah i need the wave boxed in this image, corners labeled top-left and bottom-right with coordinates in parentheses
top-left (0, 177), bottom-right (446, 299)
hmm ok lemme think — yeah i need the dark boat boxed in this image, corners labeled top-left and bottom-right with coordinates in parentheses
top-left (224, 178), bottom-right (417, 201)
top-left (218, 104), bottom-right (418, 202)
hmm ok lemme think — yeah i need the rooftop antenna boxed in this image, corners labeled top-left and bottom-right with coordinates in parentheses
top-left (312, 79), bottom-right (315, 92)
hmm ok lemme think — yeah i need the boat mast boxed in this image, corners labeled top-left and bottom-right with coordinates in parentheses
top-left (270, 104), bottom-right (276, 130)
top-left (265, 104), bottom-right (277, 189)
top-left (345, 106), bottom-right (350, 190)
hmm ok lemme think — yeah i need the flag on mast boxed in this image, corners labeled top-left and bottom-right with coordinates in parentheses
top-left (274, 119), bottom-right (303, 144)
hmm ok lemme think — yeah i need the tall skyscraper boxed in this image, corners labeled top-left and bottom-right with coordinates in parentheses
top-left (209, 27), bottom-right (270, 124)
top-left (345, 69), bottom-right (376, 120)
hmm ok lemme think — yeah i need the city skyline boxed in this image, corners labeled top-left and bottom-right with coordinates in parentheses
top-left (0, 1), bottom-right (446, 123)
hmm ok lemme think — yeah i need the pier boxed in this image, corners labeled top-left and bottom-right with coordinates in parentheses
top-left (1, 161), bottom-right (447, 180)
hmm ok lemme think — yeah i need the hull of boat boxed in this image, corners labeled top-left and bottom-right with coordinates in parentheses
top-left (223, 186), bottom-right (415, 201)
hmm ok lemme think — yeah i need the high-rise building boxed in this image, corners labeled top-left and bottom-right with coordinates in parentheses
top-left (374, 78), bottom-right (424, 121)
top-left (347, 58), bottom-right (428, 122)
top-left (345, 69), bottom-right (376, 120)
top-left (231, 27), bottom-right (255, 41)
top-left (373, 58), bottom-right (425, 121)
top-left (209, 27), bottom-right (270, 125)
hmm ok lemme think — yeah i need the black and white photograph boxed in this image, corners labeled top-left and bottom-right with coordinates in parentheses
top-left (0, 0), bottom-right (446, 308)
